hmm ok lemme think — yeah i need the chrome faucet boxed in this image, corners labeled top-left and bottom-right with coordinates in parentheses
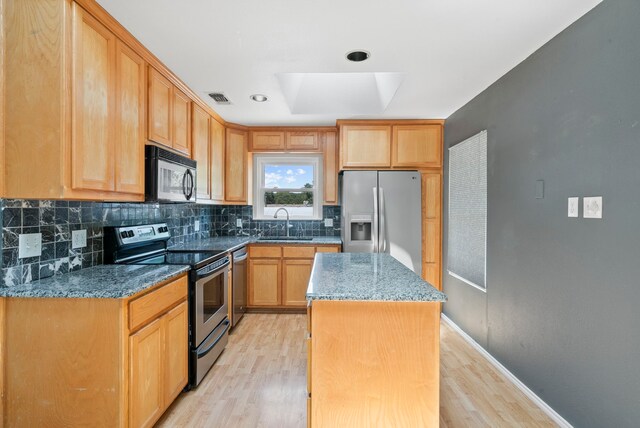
top-left (273, 207), bottom-right (290, 237)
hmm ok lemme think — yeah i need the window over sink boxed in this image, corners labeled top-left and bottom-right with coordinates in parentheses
top-left (253, 154), bottom-right (323, 220)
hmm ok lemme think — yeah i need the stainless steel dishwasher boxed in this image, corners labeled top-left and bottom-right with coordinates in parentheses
top-left (231, 246), bottom-right (247, 327)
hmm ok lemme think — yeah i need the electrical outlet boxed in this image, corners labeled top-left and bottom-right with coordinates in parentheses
top-left (71, 229), bottom-right (87, 249)
top-left (568, 197), bottom-right (579, 218)
top-left (18, 233), bottom-right (42, 258)
top-left (324, 218), bottom-right (334, 227)
top-left (236, 219), bottom-right (243, 228)
top-left (583, 196), bottom-right (603, 219)
top-left (194, 220), bottom-right (200, 232)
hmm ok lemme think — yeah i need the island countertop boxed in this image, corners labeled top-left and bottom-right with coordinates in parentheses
top-left (0, 264), bottom-right (190, 299)
top-left (306, 253), bottom-right (447, 302)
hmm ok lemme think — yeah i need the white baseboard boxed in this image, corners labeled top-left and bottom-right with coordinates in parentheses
top-left (441, 314), bottom-right (573, 428)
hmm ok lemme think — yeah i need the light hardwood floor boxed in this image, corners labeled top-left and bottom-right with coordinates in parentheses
top-left (157, 314), bottom-right (557, 428)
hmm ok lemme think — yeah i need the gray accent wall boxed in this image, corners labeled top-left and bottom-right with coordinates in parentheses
top-left (443, 0), bottom-right (640, 426)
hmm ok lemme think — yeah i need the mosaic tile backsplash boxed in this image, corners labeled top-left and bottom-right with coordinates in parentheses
top-left (1, 200), bottom-right (340, 286)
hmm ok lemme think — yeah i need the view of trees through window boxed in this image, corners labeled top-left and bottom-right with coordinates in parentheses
top-left (262, 163), bottom-right (315, 217)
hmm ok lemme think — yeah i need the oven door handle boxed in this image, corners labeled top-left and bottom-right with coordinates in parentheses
top-left (197, 319), bottom-right (230, 358)
top-left (194, 259), bottom-right (230, 281)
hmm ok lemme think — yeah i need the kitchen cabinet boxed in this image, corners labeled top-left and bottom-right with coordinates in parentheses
top-left (340, 125), bottom-right (392, 168)
top-left (250, 131), bottom-right (286, 151)
top-left (422, 172), bottom-right (442, 289)
top-left (2, 0), bottom-right (146, 201)
top-left (247, 244), bottom-right (341, 309)
top-left (392, 125), bottom-right (442, 168)
top-left (210, 119), bottom-right (226, 202)
top-left (307, 299), bottom-right (440, 427)
top-left (148, 67), bottom-right (192, 156)
top-left (283, 259), bottom-right (314, 306)
top-left (225, 127), bottom-right (249, 203)
top-left (322, 131), bottom-right (338, 205)
top-left (2, 274), bottom-right (189, 427)
top-left (338, 121), bottom-right (444, 170)
top-left (192, 104), bottom-right (211, 200)
top-left (286, 131), bottom-right (319, 151)
top-left (248, 258), bottom-right (282, 306)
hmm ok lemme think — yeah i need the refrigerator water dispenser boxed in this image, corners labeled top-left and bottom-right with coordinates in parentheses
top-left (349, 215), bottom-right (372, 241)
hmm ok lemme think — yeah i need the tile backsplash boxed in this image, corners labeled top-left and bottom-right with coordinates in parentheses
top-left (1, 200), bottom-right (340, 286)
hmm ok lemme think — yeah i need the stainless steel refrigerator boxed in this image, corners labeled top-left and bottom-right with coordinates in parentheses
top-left (341, 171), bottom-right (422, 274)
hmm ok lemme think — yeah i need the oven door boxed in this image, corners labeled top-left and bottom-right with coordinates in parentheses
top-left (194, 261), bottom-right (229, 346)
top-left (156, 159), bottom-right (195, 202)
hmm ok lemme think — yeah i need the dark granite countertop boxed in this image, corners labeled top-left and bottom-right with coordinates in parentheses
top-left (306, 253), bottom-right (447, 302)
top-left (169, 236), bottom-right (342, 253)
top-left (0, 265), bottom-right (190, 299)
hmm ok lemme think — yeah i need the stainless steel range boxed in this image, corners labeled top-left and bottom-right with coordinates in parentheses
top-left (104, 223), bottom-right (230, 389)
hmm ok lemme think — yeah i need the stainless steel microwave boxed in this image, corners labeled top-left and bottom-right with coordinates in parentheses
top-left (145, 145), bottom-right (197, 203)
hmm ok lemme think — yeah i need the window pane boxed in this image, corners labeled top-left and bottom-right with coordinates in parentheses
top-left (264, 191), bottom-right (314, 217)
top-left (264, 164), bottom-right (314, 188)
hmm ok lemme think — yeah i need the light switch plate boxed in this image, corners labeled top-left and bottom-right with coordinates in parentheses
top-left (194, 220), bottom-right (200, 232)
top-left (568, 197), bottom-right (579, 218)
top-left (18, 233), bottom-right (42, 258)
top-left (324, 218), bottom-right (334, 227)
top-left (71, 229), bottom-right (87, 249)
top-left (583, 196), bottom-right (603, 219)
top-left (236, 219), bottom-right (243, 228)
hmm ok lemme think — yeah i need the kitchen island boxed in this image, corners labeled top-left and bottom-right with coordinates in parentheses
top-left (306, 253), bottom-right (447, 428)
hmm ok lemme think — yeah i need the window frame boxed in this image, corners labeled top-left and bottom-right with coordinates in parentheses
top-left (252, 154), bottom-right (323, 220)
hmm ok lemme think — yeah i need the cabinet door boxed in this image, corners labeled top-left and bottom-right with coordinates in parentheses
top-left (225, 128), bottom-right (248, 203)
top-left (210, 119), bottom-right (225, 202)
top-left (422, 173), bottom-right (442, 289)
top-left (323, 131), bottom-right (338, 204)
top-left (71, 7), bottom-right (116, 192)
top-left (250, 131), bottom-right (285, 151)
top-left (114, 40), bottom-right (145, 195)
top-left (286, 131), bottom-right (319, 151)
top-left (172, 88), bottom-right (191, 155)
top-left (164, 301), bottom-right (188, 405)
top-left (283, 259), bottom-right (313, 307)
top-left (192, 104), bottom-right (210, 200)
top-left (148, 67), bottom-right (172, 146)
top-left (392, 125), bottom-right (442, 168)
top-left (340, 125), bottom-right (391, 168)
top-left (248, 259), bottom-right (281, 306)
top-left (129, 318), bottom-right (163, 428)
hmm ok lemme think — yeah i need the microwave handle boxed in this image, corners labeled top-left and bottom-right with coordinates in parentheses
top-left (183, 169), bottom-right (194, 200)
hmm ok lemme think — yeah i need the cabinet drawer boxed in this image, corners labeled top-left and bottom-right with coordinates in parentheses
top-left (249, 246), bottom-right (282, 258)
top-left (283, 246), bottom-right (315, 259)
top-left (129, 276), bottom-right (187, 331)
top-left (315, 246), bottom-right (339, 253)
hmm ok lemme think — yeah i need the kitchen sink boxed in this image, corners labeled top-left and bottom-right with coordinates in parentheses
top-left (258, 236), bottom-right (314, 241)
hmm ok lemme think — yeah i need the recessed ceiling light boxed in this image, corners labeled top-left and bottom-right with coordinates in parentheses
top-left (346, 50), bottom-right (370, 62)
top-left (250, 94), bottom-right (268, 102)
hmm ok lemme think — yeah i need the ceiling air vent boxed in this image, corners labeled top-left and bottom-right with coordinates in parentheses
top-left (208, 92), bottom-right (231, 104)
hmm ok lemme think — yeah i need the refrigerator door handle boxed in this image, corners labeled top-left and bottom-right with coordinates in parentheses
top-left (372, 187), bottom-right (379, 253)
top-left (379, 187), bottom-right (386, 253)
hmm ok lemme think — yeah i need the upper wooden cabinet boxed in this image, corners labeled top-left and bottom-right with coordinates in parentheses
top-left (148, 67), bottom-right (192, 156)
top-left (210, 119), bottom-right (226, 202)
top-left (392, 125), bottom-right (442, 168)
top-left (249, 128), bottom-right (325, 152)
top-left (1, 1), bottom-right (146, 201)
top-left (338, 121), bottom-right (444, 170)
top-left (192, 104), bottom-right (211, 200)
top-left (340, 125), bottom-right (392, 168)
top-left (225, 127), bottom-right (249, 203)
top-left (323, 131), bottom-right (338, 205)
top-left (286, 131), bottom-right (319, 151)
top-left (250, 131), bottom-right (285, 151)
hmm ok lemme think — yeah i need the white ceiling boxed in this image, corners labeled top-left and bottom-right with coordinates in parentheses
top-left (97, 0), bottom-right (601, 126)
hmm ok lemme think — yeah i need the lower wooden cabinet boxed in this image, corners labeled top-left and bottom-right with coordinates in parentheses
top-left (247, 245), bottom-right (341, 309)
top-left (248, 258), bottom-right (282, 306)
top-left (2, 274), bottom-right (188, 428)
top-left (283, 259), bottom-right (314, 306)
